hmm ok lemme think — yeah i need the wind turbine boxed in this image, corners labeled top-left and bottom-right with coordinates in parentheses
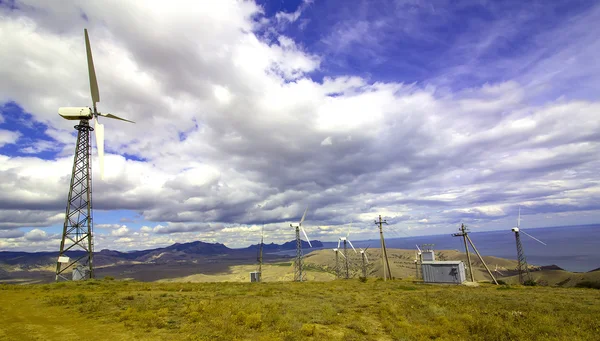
top-left (512, 207), bottom-right (546, 284)
top-left (338, 221), bottom-right (357, 279)
top-left (494, 264), bottom-right (505, 277)
top-left (359, 246), bottom-right (370, 278)
top-left (255, 225), bottom-right (264, 282)
top-left (414, 245), bottom-right (422, 280)
top-left (332, 247), bottom-right (346, 278)
top-left (55, 29), bottom-right (134, 282)
top-left (290, 207), bottom-right (312, 282)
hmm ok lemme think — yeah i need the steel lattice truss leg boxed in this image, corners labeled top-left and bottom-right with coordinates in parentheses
top-left (55, 120), bottom-right (95, 282)
top-left (515, 232), bottom-right (531, 284)
top-left (335, 252), bottom-right (340, 278)
top-left (293, 227), bottom-right (304, 282)
top-left (344, 241), bottom-right (349, 279)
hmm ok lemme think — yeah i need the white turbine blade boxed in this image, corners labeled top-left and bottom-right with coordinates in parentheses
top-left (416, 244), bottom-right (422, 253)
top-left (339, 251), bottom-right (346, 259)
top-left (94, 117), bottom-right (105, 180)
top-left (301, 226), bottom-right (312, 247)
top-left (84, 29), bottom-right (100, 105)
top-left (348, 240), bottom-right (357, 253)
top-left (98, 113), bottom-right (135, 123)
top-left (517, 206), bottom-right (521, 228)
top-left (521, 230), bottom-right (547, 246)
top-left (346, 220), bottom-right (352, 238)
top-left (364, 253), bottom-right (369, 264)
top-left (337, 239), bottom-right (341, 249)
top-left (300, 207), bottom-right (308, 225)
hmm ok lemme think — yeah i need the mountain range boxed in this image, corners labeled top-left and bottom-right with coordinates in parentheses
top-left (0, 239), bottom-right (324, 270)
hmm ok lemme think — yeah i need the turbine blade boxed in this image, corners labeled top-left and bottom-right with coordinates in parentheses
top-left (300, 207), bottom-right (308, 225)
top-left (416, 244), bottom-right (422, 253)
top-left (339, 252), bottom-right (346, 259)
top-left (364, 244), bottom-right (370, 252)
top-left (518, 206), bottom-right (521, 228)
top-left (338, 239), bottom-right (341, 249)
top-left (348, 240), bottom-right (357, 253)
top-left (521, 230), bottom-right (547, 246)
top-left (364, 253), bottom-right (369, 264)
top-left (301, 227), bottom-right (312, 247)
top-left (84, 29), bottom-right (100, 105)
top-left (98, 113), bottom-right (135, 123)
top-left (347, 220), bottom-right (352, 238)
top-left (94, 117), bottom-right (105, 180)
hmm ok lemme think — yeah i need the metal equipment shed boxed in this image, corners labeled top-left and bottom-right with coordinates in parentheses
top-left (421, 261), bottom-right (466, 284)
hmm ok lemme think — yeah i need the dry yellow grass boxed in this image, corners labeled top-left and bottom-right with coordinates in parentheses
top-left (1, 279), bottom-right (599, 340)
top-left (157, 263), bottom-right (336, 283)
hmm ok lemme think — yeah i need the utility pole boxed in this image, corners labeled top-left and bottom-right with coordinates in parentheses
top-left (466, 234), bottom-right (498, 285)
top-left (256, 224), bottom-right (264, 282)
top-left (453, 223), bottom-right (498, 285)
top-left (453, 223), bottom-right (474, 282)
top-left (374, 215), bottom-right (392, 281)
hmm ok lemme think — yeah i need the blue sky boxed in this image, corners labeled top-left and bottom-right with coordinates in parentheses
top-left (0, 0), bottom-right (599, 251)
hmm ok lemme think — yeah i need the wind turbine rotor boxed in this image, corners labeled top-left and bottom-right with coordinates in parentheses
top-left (97, 113), bottom-right (136, 123)
top-left (347, 239), bottom-right (357, 253)
top-left (300, 207), bottom-right (308, 226)
top-left (301, 226), bottom-right (312, 248)
top-left (521, 230), bottom-right (547, 246)
top-left (85, 28), bottom-right (100, 108)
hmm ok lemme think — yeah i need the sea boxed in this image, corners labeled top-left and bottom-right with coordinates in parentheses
top-left (268, 225), bottom-right (600, 273)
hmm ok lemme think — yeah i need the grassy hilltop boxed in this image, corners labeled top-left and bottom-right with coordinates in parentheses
top-left (1, 279), bottom-right (599, 341)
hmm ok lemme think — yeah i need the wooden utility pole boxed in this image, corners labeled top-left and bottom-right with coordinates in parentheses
top-left (466, 234), bottom-right (498, 285)
top-left (453, 223), bottom-right (475, 282)
top-left (374, 215), bottom-right (392, 280)
top-left (453, 223), bottom-right (498, 285)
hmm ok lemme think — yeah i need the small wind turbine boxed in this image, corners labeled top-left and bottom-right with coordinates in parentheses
top-left (494, 264), bottom-right (505, 277)
top-left (512, 207), bottom-right (546, 284)
top-left (338, 221), bottom-right (357, 279)
top-left (414, 245), bottom-right (422, 280)
top-left (359, 246), bottom-right (370, 278)
top-left (290, 207), bottom-right (312, 282)
top-left (55, 29), bottom-right (134, 282)
top-left (332, 247), bottom-right (346, 278)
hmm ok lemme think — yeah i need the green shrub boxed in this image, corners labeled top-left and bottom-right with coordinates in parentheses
top-left (523, 280), bottom-right (537, 286)
top-left (575, 281), bottom-right (600, 289)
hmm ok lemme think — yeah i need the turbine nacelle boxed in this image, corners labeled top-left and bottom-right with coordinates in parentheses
top-left (512, 227), bottom-right (519, 232)
top-left (58, 107), bottom-right (93, 120)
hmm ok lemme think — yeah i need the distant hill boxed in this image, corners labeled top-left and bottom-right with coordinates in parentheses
top-left (242, 240), bottom-right (323, 252)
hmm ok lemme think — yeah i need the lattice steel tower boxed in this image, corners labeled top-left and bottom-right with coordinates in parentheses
top-left (293, 225), bottom-right (304, 282)
top-left (290, 207), bottom-right (311, 282)
top-left (55, 120), bottom-right (94, 281)
top-left (512, 228), bottom-right (531, 284)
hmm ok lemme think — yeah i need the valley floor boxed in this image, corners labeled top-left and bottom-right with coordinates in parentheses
top-left (0, 279), bottom-right (599, 340)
